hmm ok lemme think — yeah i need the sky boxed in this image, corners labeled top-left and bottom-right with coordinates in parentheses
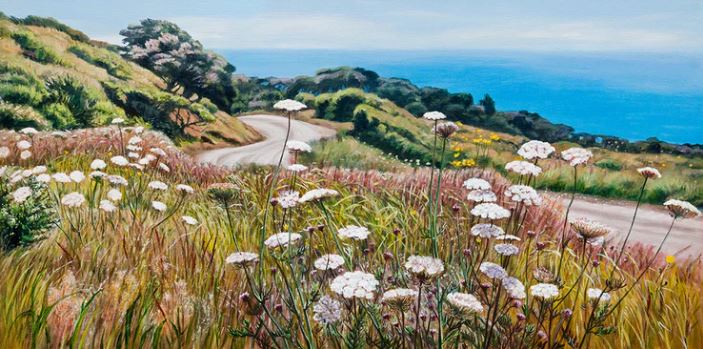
top-left (1, 0), bottom-right (702, 53)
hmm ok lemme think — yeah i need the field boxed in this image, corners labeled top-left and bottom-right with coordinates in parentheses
top-left (0, 125), bottom-right (701, 348)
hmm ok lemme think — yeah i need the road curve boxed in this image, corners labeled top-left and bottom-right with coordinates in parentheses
top-left (196, 114), bottom-right (336, 167)
top-left (559, 195), bottom-right (703, 256)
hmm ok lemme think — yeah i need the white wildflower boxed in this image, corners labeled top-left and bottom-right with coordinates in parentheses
top-left (494, 243), bottom-right (520, 256)
top-left (264, 232), bottom-right (303, 249)
top-left (405, 255), bottom-right (445, 279)
top-left (423, 111), bottom-right (446, 120)
top-left (314, 254), bottom-right (346, 271)
top-left (299, 188), bottom-right (339, 203)
top-left (518, 140), bottom-right (555, 160)
top-left (69, 170), bottom-right (85, 183)
top-left (151, 200), bottom-right (167, 212)
top-left (586, 288), bottom-right (611, 303)
top-left (12, 186), bottom-right (32, 203)
top-left (17, 140), bottom-right (32, 150)
top-left (504, 185), bottom-right (542, 206)
top-left (561, 147), bottom-right (592, 166)
top-left (99, 200), bottom-right (117, 213)
top-left (663, 199), bottom-right (700, 219)
top-left (446, 292), bottom-right (484, 313)
top-left (471, 223), bottom-right (505, 238)
top-left (226, 252), bottom-right (259, 267)
top-left (148, 180), bottom-right (168, 191)
top-left (530, 283), bottom-right (559, 300)
top-left (182, 215), bottom-right (198, 225)
top-left (286, 140), bottom-right (312, 153)
top-left (273, 99), bottom-right (307, 112)
top-left (505, 160), bottom-right (542, 176)
top-left (479, 262), bottom-right (507, 279)
top-left (330, 271), bottom-right (378, 300)
top-left (110, 156), bottom-right (129, 166)
top-left (313, 295), bottom-right (342, 325)
top-left (338, 225), bottom-right (370, 241)
top-left (61, 192), bottom-right (85, 207)
top-left (467, 189), bottom-right (497, 203)
top-left (471, 203), bottom-right (511, 220)
top-left (502, 277), bottom-right (526, 300)
top-left (276, 190), bottom-right (299, 209)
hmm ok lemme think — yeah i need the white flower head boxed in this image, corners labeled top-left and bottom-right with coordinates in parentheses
top-left (107, 175), bottom-right (128, 186)
top-left (182, 215), bottom-right (198, 225)
top-left (381, 288), bottom-right (418, 308)
top-left (19, 127), bottom-right (38, 135)
top-left (338, 225), bottom-right (370, 241)
top-left (518, 140), bottom-right (555, 160)
top-left (479, 262), bottom-right (508, 279)
top-left (561, 147), bottom-right (593, 166)
top-left (530, 283), bottom-right (560, 300)
top-left (273, 99), bottom-right (307, 112)
top-left (286, 140), bottom-right (312, 153)
top-left (31, 166), bottom-right (47, 174)
top-left (90, 159), bottom-right (107, 170)
top-left (264, 232), bottom-right (303, 249)
top-left (226, 252), bottom-right (259, 267)
top-left (494, 243), bottom-right (520, 256)
top-left (471, 223), bottom-right (505, 238)
top-left (35, 173), bottom-right (51, 183)
top-left (504, 185), bottom-right (542, 206)
top-left (663, 199), bottom-right (700, 219)
top-left (502, 277), bottom-right (526, 300)
top-left (69, 170), bottom-right (85, 183)
top-left (151, 200), bottom-right (167, 212)
top-left (159, 163), bottom-right (170, 173)
top-left (467, 189), bottom-right (497, 203)
top-left (148, 180), bottom-right (168, 191)
top-left (405, 255), bottom-right (445, 279)
top-left (20, 150), bottom-right (32, 160)
top-left (176, 184), bottom-right (194, 194)
top-left (128, 136), bottom-right (142, 145)
top-left (12, 186), bottom-right (32, 203)
top-left (276, 190), bottom-right (299, 209)
top-left (17, 140), bottom-right (32, 150)
top-left (423, 111), bottom-right (447, 120)
top-left (299, 188), bottom-right (339, 203)
top-left (471, 203), bottom-right (511, 220)
top-left (52, 173), bottom-right (72, 183)
top-left (586, 288), bottom-right (611, 303)
top-left (446, 292), bottom-right (483, 313)
top-left (61, 192), bottom-right (85, 208)
top-left (637, 167), bottom-right (661, 179)
top-left (314, 254), bottom-right (346, 271)
top-left (313, 295), bottom-right (342, 325)
top-left (110, 156), bottom-right (129, 166)
top-left (111, 117), bottom-right (125, 125)
top-left (462, 178), bottom-right (492, 190)
top-left (150, 147), bottom-right (167, 157)
top-left (287, 164), bottom-right (308, 172)
top-left (330, 271), bottom-right (378, 300)
top-left (99, 200), bottom-right (117, 212)
top-left (505, 160), bottom-right (542, 176)
top-left (0, 146), bottom-right (10, 158)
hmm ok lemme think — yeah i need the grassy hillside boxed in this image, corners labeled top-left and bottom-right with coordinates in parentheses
top-left (0, 15), bottom-right (259, 147)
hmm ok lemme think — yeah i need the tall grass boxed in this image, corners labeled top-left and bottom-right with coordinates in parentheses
top-left (0, 128), bottom-right (700, 348)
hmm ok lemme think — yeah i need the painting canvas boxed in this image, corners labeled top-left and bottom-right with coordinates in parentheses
top-left (0, 1), bottom-right (701, 347)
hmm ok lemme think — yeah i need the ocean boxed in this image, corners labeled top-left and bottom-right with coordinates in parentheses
top-left (219, 50), bottom-right (703, 144)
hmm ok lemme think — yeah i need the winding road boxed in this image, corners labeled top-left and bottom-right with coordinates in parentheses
top-left (197, 114), bottom-right (702, 256)
top-left (197, 114), bottom-right (336, 167)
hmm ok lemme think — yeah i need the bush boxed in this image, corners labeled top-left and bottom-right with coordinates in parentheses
top-left (10, 31), bottom-right (64, 66)
top-left (10, 15), bottom-right (91, 43)
top-left (405, 101), bottom-right (427, 116)
top-left (68, 45), bottom-right (131, 79)
top-left (0, 175), bottom-right (58, 251)
top-left (0, 102), bottom-right (48, 129)
top-left (0, 83), bottom-right (45, 105)
top-left (595, 158), bottom-right (623, 171)
top-left (41, 103), bottom-right (75, 129)
top-left (44, 76), bottom-right (101, 127)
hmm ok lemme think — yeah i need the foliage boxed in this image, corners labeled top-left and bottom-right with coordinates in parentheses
top-left (43, 76), bottom-right (104, 128)
top-left (0, 175), bottom-right (57, 251)
top-left (119, 19), bottom-right (236, 110)
top-left (0, 102), bottom-right (48, 129)
top-left (10, 30), bottom-right (65, 66)
top-left (68, 45), bottom-right (131, 79)
top-left (9, 15), bottom-right (91, 43)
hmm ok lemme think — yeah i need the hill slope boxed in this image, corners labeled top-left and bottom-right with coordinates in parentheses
top-left (0, 14), bottom-right (259, 146)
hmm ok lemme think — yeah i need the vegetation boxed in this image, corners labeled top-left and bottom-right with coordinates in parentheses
top-left (0, 175), bottom-right (57, 251)
top-left (10, 30), bottom-right (65, 66)
top-left (68, 45), bottom-right (131, 80)
top-left (0, 126), bottom-right (700, 348)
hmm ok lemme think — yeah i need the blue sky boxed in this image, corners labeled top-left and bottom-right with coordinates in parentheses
top-left (1, 0), bottom-right (701, 52)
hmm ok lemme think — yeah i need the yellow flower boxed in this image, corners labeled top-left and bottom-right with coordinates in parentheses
top-left (665, 255), bottom-right (675, 264)
top-left (456, 121), bottom-right (463, 126)
top-left (489, 133), bottom-right (500, 141)
top-left (453, 152), bottom-right (461, 158)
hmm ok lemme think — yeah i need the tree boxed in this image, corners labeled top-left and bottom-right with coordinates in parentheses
top-left (479, 94), bottom-right (496, 115)
top-left (352, 109), bottom-right (370, 133)
top-left (120, 19), bottom-right (236, 110)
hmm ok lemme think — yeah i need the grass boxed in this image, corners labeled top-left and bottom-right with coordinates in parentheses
top-left (0, 127), bottom-right (700, 348)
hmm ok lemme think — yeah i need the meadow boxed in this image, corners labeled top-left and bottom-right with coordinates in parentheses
top-left (0, 107), bottom-right (701, 348)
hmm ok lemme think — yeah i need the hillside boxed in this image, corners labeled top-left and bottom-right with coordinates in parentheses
top-left (0, 14), bottom-right (259, 147)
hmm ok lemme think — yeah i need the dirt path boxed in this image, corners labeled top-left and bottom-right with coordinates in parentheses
top-left (196, 114), bottom-right (336, 167)
top-left (555, 194), bottom-right (703, 256)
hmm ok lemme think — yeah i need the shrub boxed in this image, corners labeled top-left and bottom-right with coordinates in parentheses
top-left (0, 83), bottom-right (45, 105)
top-left (68, 45), bottom-right (131, 79)
top-left (0, 175), bottom-right (58, 251)
top-left (405, 101), bottom-right (427, 116)
top-left (10, 15), bottom-right (91, 43)
top-left (44, 76), bottom-right (100, 127)
top-left (595, 158), bottom-right (623, 171)
top-left (10, 31), bottom-right (64, 66)
top-left (0, 102), bottom-right (48, 129)
top-left (41, 102), bottom-right (75, 129)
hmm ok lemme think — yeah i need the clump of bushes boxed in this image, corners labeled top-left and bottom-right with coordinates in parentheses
top-left (0, 175), bottom-right (57, 251)
top-left (9, 15), bottom-right (91, 43)
top-left (68, 45), bottom-right (131, 79)
top-left (10, 30), bottom-right (65, 66)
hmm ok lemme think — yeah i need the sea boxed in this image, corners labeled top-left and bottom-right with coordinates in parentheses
top-left (219, 49), bottom-right (703, 144)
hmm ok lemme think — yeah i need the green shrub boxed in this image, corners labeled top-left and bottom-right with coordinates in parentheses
top-left (68, 45), bottom-right (131, 79)
top-left (41, 102), bottom-right (75, 129)
top-left (595, 158), bottom-right (623, 171)
top-left (0, 175), bottom-right (58, 251)
top-left (405, 101), bottom-right (427, 116)
top-left (10, 15), bottom-right (90, 43)
top-left (199, 97), bottom-right (218, 114)
top-left (0, 23), bottom-right (11, 38)
top-left (10, 31), bottom-right (64, 66)
top-left (44, 76), bottom-right (100, 127)
top-left (0, 102), bottom-right (48, 129)
top-left (0, 83), bottom-right (45, 105)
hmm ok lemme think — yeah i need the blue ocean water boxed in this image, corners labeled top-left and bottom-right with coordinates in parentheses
top-left (219, 50), bottom-right (703, 144)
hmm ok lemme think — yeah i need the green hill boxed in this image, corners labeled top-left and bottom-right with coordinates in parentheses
top-left (0, 14), bottom-right (259, 147)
